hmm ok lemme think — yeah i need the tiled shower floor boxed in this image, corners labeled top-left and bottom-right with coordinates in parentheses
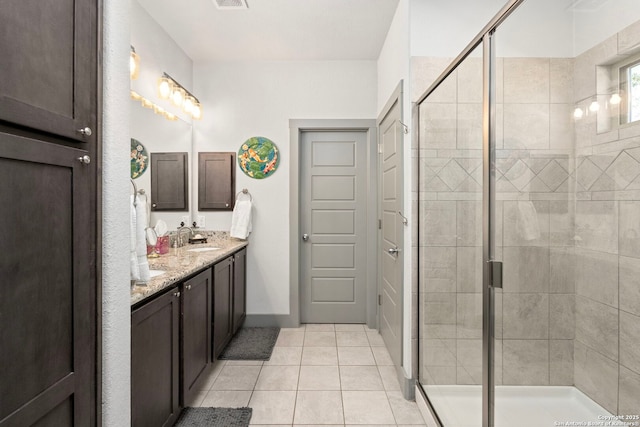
top-left (188, 323), bottom-right (427, 426)
top-left (422, 385), bottom-right (614, 427)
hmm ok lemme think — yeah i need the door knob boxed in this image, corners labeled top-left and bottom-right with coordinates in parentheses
top-left (77, 155), bottom-right (91, 164)
top-left (388, 247), bottom-right (399, 255)
top-left (77, 127), bottom-right (92, 136)
top-left (302, 233), bottom-right (309, 241)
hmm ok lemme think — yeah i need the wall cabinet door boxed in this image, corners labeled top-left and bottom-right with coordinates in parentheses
top-left (213, 256), bottom-right (234, 359)
top-left (151, 152), bottom-right (189, 211)
top-left (131, 288), bottom-right (181, 427)
top-left (233, 248), bottom-right (247, 334)
top-left (181, 269), bottom-right (212, 405)
top-left (198, 152), bottom-right (236, 210)
top-left (0, 0), bottom-right (96, 143)
top-left (0, 133), bottom-right (94, 426)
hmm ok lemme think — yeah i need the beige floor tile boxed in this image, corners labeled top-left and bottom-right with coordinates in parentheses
top-left (336, 331), bottom-right (370, 347)
top-left (340, 366), bottom-right (384, 390)
top-left (211, 365), bottom-right (260, 390)
top-left (276, 330), bottom-right (305, 347)
top-left (197, 360), bottom-right (227, 390)
top-left (200, 390), bottom-right (252, 407)
top-left (304, 331), bottom-right (337, 347)
top-left (335, 324), bottom-right (366, 331)
top-left (254, 365), bottom-right (299, 390)
top-left (372, 346), bottom-right (395, 366)
top-left (338, 346), bottom-right (376, 366)
top-left (185, 389), bottom-right (208, 407)
top-left (387, 390), bottom-right (426, 424)
top-left (378, 365), bottom-right (401, 391)
top-left (249, 391), bottom-right (296, 425)
top-left (294, 391), bottom-right (344, 425)
top-left (366, 330), bottom-right (386, 346)
top-left (302, 346), bottom-right (339, 365)
top-left (225, 360), bottom-right (264, 366)
top-left (342, 390), bottom-right (395, 424)
top-left (305, 323), bottom-right (336, 331)
top-left (264, 346), bottom-right (302, 366)
top-left (298, 365), bottom-right (341, 390)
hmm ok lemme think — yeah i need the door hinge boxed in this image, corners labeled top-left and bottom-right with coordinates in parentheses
top-left (378, 143), bottom-right (383, 154)
top-left (378, 219), bottom-right (382, 229)
top-left (378, 295), bottom-right (382, 305)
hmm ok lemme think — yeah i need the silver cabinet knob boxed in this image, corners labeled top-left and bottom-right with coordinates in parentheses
top-left (77, 155), bottom-right (91, 164)
top-left (387, 247), bottom-right (399, 255)
top-left (225, 203), bottom-right (229, 207)
top-left (173, 291), bottom-right (181, 298)
top-left (302, 233), bottom-right (309, 241)
top-left (77, 127), bottom-right (92, 136)
top-left (185, 284), bottom-right (191, 290)
top-left (152, 203), bottom-right (157, 208)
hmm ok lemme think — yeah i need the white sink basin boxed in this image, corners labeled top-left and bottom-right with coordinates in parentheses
top-left (187, 247), bottom-right (221, 253)
top-left (148, 269), bottom-right (166, 278)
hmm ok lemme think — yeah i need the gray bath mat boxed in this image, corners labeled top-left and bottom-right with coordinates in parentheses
top-left (175, 407), bottom-right (252, 427)
top-left (218, 327), bottom-right (280, 360)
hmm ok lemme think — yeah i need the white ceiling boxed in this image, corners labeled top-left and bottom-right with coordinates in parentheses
top-left (135, 0), bottom-right (400, 62)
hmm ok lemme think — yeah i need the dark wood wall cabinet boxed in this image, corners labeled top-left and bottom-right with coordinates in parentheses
top-left (151, 152), bottom-right (189, 211)
top-left (132, 248), bottom-right (246, 425)
top-left (198, 152), bottom-right (236, 211)
top-left (0, 0), bottom-right (99, 425)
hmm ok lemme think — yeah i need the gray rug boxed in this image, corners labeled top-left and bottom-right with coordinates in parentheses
top-left (218, 327), bottom-right (280, 360)
top-left (175, 407), bottom-right (252, 427)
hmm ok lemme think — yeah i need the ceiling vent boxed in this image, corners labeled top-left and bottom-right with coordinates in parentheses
top-left (213, 0), bottom-right (248, 9)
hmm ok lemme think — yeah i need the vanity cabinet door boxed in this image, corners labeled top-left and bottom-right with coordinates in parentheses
top-left (181, 269), bottom-right (212, 405)
top-left (213, 256), bottom-right (234, 359)
top-left (232, 248), bottom-right (247, 334)
top-left (151, 152), bottom-right (189, 211)
top-left (198, 152), bottom-right (236, 211)
top-left (131, 288), bottom-right (181, 427)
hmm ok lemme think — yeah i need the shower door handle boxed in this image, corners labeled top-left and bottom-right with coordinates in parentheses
top-left (487, 260), bottom-right (503, 288)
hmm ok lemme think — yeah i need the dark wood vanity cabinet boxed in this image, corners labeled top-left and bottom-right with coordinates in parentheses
top-left (198, 152), bottom-right (236, 211)
top-left (213, 256), bottom-right (234, 359)
top-left (151, 152), bottom-right (189, 211)
top-left (181, 269), bottom-right (212, 405)
top-left (213, 249), bottom-right (247, 359)
top-left (233, 248), bottom-right (247, 334)
top-left (131, 287), bottom-right (181, 427)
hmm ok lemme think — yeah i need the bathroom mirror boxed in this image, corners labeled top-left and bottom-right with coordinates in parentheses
top-left (130, 0), bottom-right (194, 231)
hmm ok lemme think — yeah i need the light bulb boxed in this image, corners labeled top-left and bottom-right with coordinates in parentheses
top-left (158, 77), bottom-right (172, 99)
top-left (589, 101), bottom-right (600, 112)
top-left (171, 87), bottom-right (185, 107)
top-left (610, 93), bottom-right (622, 105)
top-left (130, 51), bottom-right (140, 80)
top-left (191, 103), bottom-right (202, 120)
top-left (130, 90), bottom-right (142, 101)
top-left (141, 98), bottom-right (153, 109)
top-left (183, 96), bottom-right (194, 114)
top-left (573, 107), bottom-right (584, 119)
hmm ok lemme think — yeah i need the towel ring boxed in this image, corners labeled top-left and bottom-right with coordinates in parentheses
top-left (236, 188), bottom-right (252, 201)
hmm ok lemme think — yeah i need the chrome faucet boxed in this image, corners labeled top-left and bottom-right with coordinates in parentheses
top-left (177, 226), bottom-right (193, 247)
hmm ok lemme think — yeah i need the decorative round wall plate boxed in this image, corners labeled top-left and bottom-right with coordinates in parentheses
top-left (131, 138), bottom-right (149, 179)
top-left (238, 136), bottom-right (279, 179)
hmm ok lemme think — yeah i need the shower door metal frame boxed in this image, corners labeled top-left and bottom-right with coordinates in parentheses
top-left (415, 0), bottom-right (527, 426)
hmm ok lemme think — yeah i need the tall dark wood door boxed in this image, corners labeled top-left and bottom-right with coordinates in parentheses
top-left (0, 133), bottom-right (93, 426)
top-left (0, 0), bottom-right (97, 142)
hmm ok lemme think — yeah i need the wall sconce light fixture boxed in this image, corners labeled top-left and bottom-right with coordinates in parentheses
top-left (131, 90), bottom-right (178, 122)
top-left (130, 46), bottom-right (140, 80)
top-left (157, 73), bottom-right (202, 120)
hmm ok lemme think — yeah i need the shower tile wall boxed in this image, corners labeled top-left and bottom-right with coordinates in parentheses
top-left (414, 55), bottom-right (576, 388)
top-left (572, 19), bottom-right (640, 414)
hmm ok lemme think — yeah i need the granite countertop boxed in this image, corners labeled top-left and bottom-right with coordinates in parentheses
top-left (131, 231), bottom-right (248, 306)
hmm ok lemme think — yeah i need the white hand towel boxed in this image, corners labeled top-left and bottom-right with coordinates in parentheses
top-left (230, 200), bottom-right (253, 240)
top-left (130, 195), bottom-right (140, 281)
top-left (517, 200), bottom-right (541, 241)
top-left (135, 195), bottom-right (151, 282)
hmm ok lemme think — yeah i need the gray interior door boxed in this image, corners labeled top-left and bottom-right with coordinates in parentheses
top-left (300, 130), bottom-right (368, 323)
top-left (378, 98), bottom-right (403, 368)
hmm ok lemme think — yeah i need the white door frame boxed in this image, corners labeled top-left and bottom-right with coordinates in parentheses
top-left (289, 119), bottom-right (378, 328)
